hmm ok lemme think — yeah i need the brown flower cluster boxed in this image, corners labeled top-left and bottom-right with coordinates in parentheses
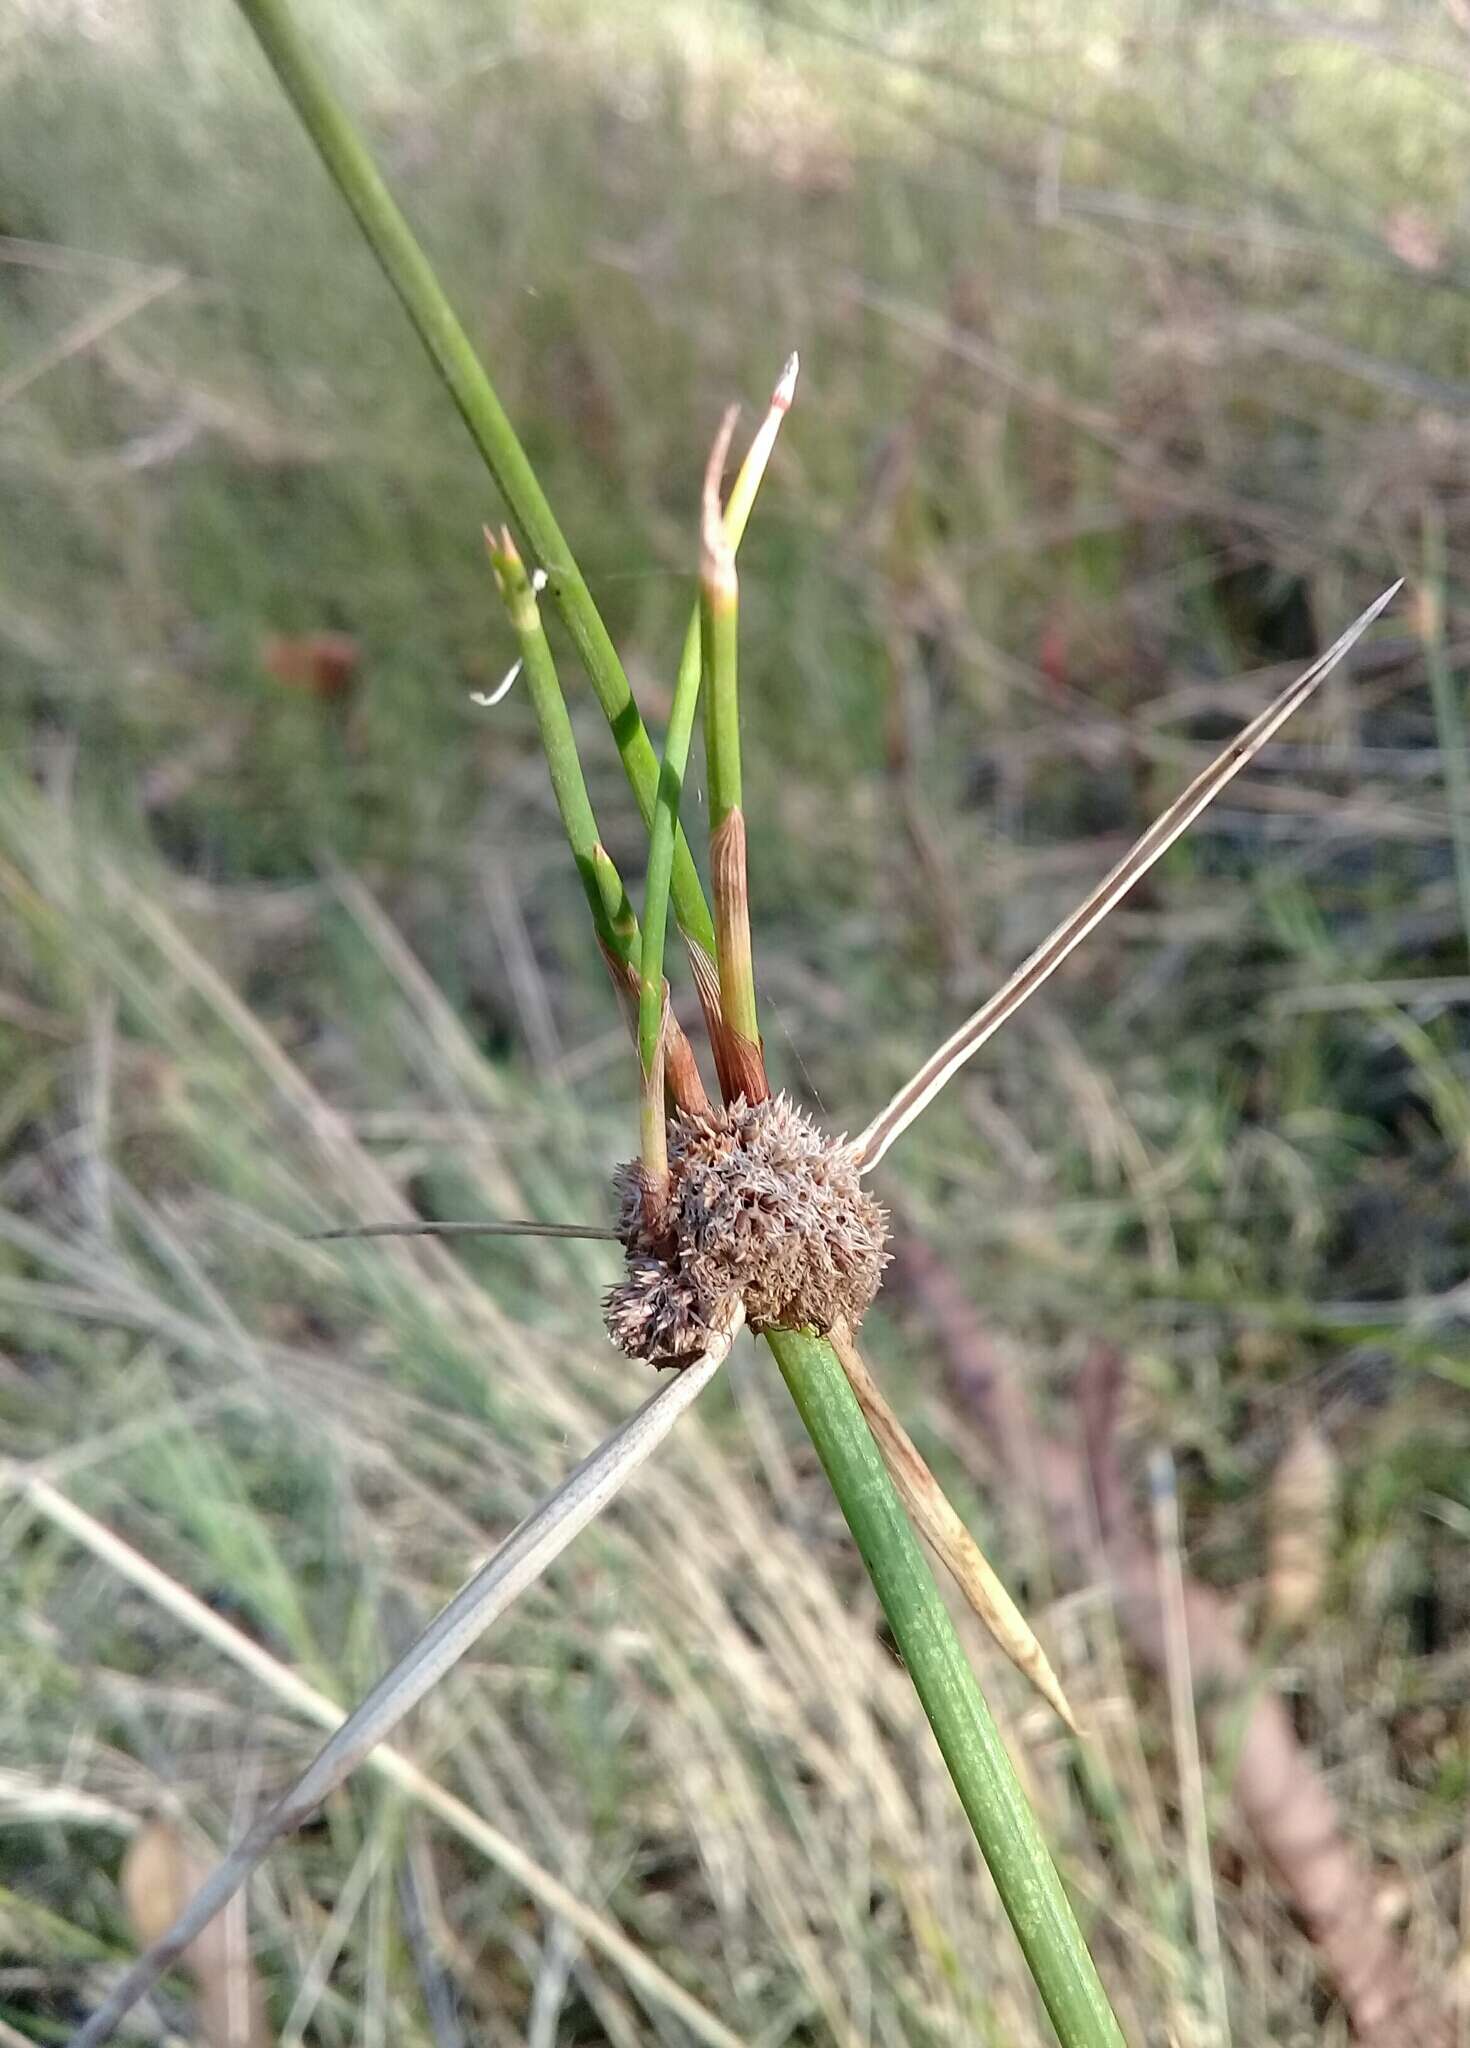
top-left (605, 1096), bottom-right (889, 1368)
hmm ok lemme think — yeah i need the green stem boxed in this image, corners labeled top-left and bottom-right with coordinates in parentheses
top-left (766, 1327), bottom-right (1127, 2048)
top-left (638, 620), bottom-right (706, 1082)
top-left (486, 532), bottom-right (639, 973)
top-left (703, 574), bottom-right (743, 834)
top-left (232, 0), bottom-right (715, 960)
top-left (701, 413), bottom-right (761, 1055)
top-left (666, 356), bottom-right (795, 1008)
top-left (703, 577), bottom-right (760, 1046)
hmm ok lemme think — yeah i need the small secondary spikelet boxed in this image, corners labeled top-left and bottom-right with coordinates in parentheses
top-left (606, 1095), bottom-right (889, 1367)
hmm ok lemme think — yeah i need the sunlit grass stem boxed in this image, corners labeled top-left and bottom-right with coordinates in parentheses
top-left (636, 498), bottom-right (712, 1166)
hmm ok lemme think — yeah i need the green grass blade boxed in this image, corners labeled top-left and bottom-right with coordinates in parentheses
top-left (766, 1327), bottom-right (1126, 2048)
top-left (231, 0), bottom-right (715, 958)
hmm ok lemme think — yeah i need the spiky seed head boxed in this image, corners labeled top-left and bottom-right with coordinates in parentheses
top-left (605, 1095), bottom-right (889, 1368)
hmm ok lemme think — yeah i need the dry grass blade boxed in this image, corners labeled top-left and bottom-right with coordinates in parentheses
top-left (11, 1473), bottom-right (746, 2048)
top-left (827, 1321), bottom-right (1079, 1734)
top-left (853, 583), bottom-right (1404, 1170)
top-left (1148, 1451), bottom-right (1231, 2048)
top-left (53, 1301), bottom-right (745, 2048)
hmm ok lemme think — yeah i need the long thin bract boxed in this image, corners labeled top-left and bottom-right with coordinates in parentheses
top-left (854, 584), bottom-right (1402, 1169)
top-left (308, 1219), bottom-right (618, 1242)
top-left (827, 1320), bottom-right (1079, 1733)
top-left (66, 1307), bottom-right (743, 2048)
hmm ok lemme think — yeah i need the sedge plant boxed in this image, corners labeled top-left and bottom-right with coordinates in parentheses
top-left (67, 3), bottom-right (1405, 2042)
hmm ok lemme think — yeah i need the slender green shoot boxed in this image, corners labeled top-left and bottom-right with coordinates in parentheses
top-left (634, 378), bottom-right (794, 1117)
top-left (310, 1218), bottom-right (618, 1242)
top-left (485, 526), bottom-right (638, 975)
top-left (232, 0), bottom-right (715, 959)
top-left (671, 357), bottom-right (797, 1062)
top-left (702, 411), bottom-right (762, 1066)
top-left (767, 1327), bottom-right (1126, 2048)
top-left (486, 524), bottom-right (710, 1118)
top-left (1420, 506), bottom-right (1470, 950)
top-left (669, 354), bottom-right (799, 785)
top-left (636, 446), bottom-right (720, 1156)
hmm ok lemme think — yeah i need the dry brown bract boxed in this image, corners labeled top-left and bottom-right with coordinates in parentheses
top-left (605, 1095), bottom-right (889, 1367)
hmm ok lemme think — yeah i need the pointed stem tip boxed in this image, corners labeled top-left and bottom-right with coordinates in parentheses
top-left (854, 581), bottom-right (1404, 1170)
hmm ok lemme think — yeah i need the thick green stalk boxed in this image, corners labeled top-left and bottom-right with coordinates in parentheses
top-left (767, 1328), bottom-right (1127, 2048)
top-left (232, 0), bottom-right (715, 959)
top-left (486, 532), bottom-right (638, 973)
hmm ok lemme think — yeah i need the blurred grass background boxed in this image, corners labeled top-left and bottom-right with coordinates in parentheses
top-left (2, 0), bottom-right (1469, 2041)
